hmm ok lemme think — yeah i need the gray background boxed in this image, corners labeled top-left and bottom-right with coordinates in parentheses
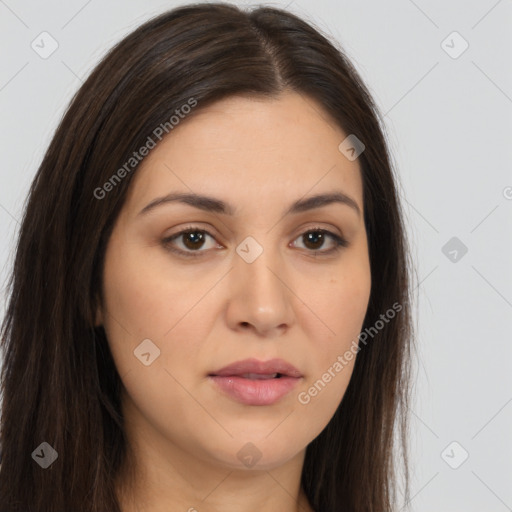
top-left (1, 0), bottom-right (511, 510)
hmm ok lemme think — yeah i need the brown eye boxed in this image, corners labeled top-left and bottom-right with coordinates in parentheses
top-left (180, 230), bottom-right (207, 250)
top-left (162, 227), bottom-right (220, 258)
top-left (303, 231), bottom-right (326, 250)
top-left (291, 229), bottom-right (348, 255)
top-left (162, 226), bottom-right (348, 259)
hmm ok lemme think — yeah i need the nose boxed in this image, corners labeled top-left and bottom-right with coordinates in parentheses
top-left (225, 243), bottom-right (295, 338)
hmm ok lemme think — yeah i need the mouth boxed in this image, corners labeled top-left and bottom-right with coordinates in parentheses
top-left (233, 373), bottom-right (283, 379)
top-left (209, 357), bottom-right (302, 378)
top-left (208, 358), bottom-right (302, 406)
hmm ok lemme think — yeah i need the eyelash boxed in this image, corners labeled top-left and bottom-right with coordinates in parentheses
top-left (161, 225), bottom-right (348, 259)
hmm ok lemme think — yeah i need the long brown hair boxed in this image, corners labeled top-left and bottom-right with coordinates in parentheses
top-left (0, 3), bottom-right (414, 511)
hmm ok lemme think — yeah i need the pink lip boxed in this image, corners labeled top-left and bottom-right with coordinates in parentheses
top-left (208, 358), bottom-right (303, 406)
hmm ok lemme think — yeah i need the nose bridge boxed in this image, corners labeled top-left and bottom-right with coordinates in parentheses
top-left (229, 233), bottom-right (294, 332)
top-left (235, 234), bottom-right (286, 298)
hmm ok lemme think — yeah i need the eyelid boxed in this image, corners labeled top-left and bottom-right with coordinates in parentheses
top-left (161, 224), bottom-right (348, 258)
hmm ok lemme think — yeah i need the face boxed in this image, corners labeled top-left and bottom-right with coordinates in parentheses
top-left (96, 91), bottom-right (371, 474)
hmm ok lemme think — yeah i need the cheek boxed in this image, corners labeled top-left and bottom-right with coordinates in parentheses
top-left (100, 238), bottom-right (189, 370)
top-left (300, 262), bottom-right (371, 355)
top-left (293, 263), bottom-right (371, 423)
top-left (100, 247), bottom-right (215, 450)
top-left (327, 272), bottom-right (371, 342)
top-left (100, 235), bottom-right (227, 388)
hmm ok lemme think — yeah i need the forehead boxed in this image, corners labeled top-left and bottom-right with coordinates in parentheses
top-left (123, 91), bottom-right (363, 215)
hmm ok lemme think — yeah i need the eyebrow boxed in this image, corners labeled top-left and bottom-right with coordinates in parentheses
top-left (138, 191), bottom-right (361, 218)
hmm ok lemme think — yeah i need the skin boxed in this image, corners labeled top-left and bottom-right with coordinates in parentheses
top-left (95, 90), bottom-right (371, 512)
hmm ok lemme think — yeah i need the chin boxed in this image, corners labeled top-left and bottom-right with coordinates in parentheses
top-left (203, 439), bottom-right (303, 472)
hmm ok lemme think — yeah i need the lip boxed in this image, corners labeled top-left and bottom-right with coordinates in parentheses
top-left (210, 358), bottom-right (302, 378)
top-left (208, 358), bottom-right (303, 406)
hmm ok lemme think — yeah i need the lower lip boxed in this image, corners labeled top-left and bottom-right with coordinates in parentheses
top-left (209, 375), bottom-right (301, 405)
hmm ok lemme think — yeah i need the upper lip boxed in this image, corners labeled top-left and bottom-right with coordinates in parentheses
top-left (209, 358), bottom-right (302, 378)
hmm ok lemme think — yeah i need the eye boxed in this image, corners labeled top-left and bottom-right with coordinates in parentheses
top-left (290, 228), bottom-right (348, 255)
top-left (162, 226), bottom-right (220, 258)
top-left (161, 226), bottom-right (348, 258)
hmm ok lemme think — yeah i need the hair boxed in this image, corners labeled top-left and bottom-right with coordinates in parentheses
top-left (0, 2), bottom-right (415, 511)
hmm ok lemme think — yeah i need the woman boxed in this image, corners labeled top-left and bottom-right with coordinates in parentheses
top-left (0, 3), bottom-right (414, 511)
